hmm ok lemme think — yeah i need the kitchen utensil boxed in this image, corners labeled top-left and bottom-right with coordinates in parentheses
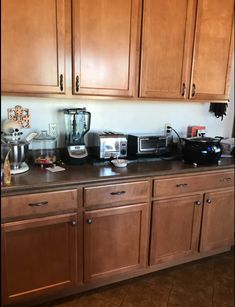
top-left (182, 136), bottom-right (223, 165)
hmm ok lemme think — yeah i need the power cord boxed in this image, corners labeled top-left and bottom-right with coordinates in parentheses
top-left (167, 126), bottom-right (182, 145)
top-left (166, 126), bottom-right (183, 155)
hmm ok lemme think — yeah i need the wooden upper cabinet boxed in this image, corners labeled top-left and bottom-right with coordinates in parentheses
top-left (72, 0), bottom-right (140, 97)
top-left (190, 0), bottom-right (234, 100)
top-left (139, 0), bottom-right (196, 99)
top-left (1, 0), bottom-right (66, 94)
top-left (140, 0), bottom-right (234, 101)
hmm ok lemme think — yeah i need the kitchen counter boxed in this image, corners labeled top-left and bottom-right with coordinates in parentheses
top-left (1, 157), bottom-right (234, 196)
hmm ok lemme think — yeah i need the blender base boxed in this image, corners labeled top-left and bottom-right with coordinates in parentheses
top-left (11, 162), bottom-right (29, 174)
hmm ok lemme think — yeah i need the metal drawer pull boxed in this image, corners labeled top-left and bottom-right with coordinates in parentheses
top-left (28, 201), bottom-right (48, 207)
top-left (59, 74), bottom-right (63, 91)
top-left (176, 183), bottom-right (188, 188)
top-left (206, 199), bottom-right (212, 204)
top-left (220, 177), bottom-right (232, 182)
top-left (110, 191), bottom-right (126, 195)
top-left (75, 75), bottom-right (80, 92)
top-left (195, 201), bottom-right (201, 205)
top-left (87, 219), bottom-right (92, 224)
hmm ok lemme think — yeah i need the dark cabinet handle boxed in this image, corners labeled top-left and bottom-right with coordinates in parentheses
top-left (191, 83), bottom-right (196, 97)
top-left (110, 191), bottom-right (126, 195)
top-left (71, 220), bottom-right (77, 226)
top-left (195, 201), bottom-right (201, 205)
top-left (206, 199), bottom-right (212, 204)
top-left (75, 75), bottom-right (80, 92)
top-left (60, 74), bottom-right (64, 91)
top-left (181, 83), bottom-right (186, 97)
top-left (176, 183), bottom-right (188, 188)
top-left (87, 218), bottom-right (92, 224)
top-left (28, 201), bottom-right (48, 207)
top-left (220, 177), bottom-right (232, 182)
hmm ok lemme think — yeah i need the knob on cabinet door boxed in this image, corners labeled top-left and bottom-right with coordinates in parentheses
top-left (206, 199), bottom-right (212, 204)
top-left (195, 201), bottom-right (201, 205)
top-left (87, 218), bottom-right (92, 224)
top-left (71, 220), bottom-right (77, 226)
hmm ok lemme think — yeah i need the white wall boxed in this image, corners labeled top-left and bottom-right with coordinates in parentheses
top-left (1, 74), bottom-right (234, 147)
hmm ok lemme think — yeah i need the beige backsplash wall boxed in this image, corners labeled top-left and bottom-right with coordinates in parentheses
top-left (1, 81), bottom-right (234, 148)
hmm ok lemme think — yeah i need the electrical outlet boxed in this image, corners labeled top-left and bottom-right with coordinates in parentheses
top-left (165, 123), bottom-right (172, 136)
top-left (49, 123), bottom-right (57, 137)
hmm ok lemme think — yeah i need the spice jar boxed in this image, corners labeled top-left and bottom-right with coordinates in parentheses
top-left (32, 130), bottom-right (57, 166)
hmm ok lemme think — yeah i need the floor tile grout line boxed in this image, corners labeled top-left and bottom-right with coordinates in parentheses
top-left (165, 275), bottom-right (175, 307)
top-left (118, 283), bottom-right (131, 307)
top-left (211, 257), bottom-right (216, 307)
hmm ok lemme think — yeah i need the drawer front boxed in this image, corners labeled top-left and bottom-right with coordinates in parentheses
top-left (2, 190), bottom-right (78, 220)
top-left (84, 181), bottom-right (150, 208)
top-left (154, 171), bottom-right (234, 198)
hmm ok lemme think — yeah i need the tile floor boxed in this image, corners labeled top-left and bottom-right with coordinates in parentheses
top-left (39, 251), bottom-right (234, 307)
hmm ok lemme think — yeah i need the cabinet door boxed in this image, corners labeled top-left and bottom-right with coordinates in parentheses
top-left (139, 0), bottom-right (196, 99)
top-left (200, 190), bottom-right (234, 252)
top-left (1, 214), bottom-right (79, 305)
top-left (1, 0), bottom-right (66, 94)
top-left (72, 0), bottom-right (140, 97)
top-left (150, 194), bottom-right (203, 265)
top-left (189, 0), bottom-right (234, 100)
top-left (84, 203), bottom-right (148, 282)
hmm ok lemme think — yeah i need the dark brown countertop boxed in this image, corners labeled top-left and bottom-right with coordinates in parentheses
top-left (1, 157), bottom-right (234, 196)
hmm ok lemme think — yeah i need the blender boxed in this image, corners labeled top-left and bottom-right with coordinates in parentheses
top-left (63, 108), bottom-right (91, 164)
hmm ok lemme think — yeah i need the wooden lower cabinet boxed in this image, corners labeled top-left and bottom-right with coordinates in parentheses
top-left (200, 189), bottom-right (234, 252)
top-left (1, 213), bottom-right (80, 306)
top-left (84, 203), bottom-right (148, 282)
top-left (150, 194), bottom-right (203, 265)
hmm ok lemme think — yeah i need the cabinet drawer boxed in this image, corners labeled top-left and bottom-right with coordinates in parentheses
top-left (154, 171), bottom-right (234, 198)
top-left (84, 181), bottom-right (150, 208)
top-left (2, 190), bottom-right (78, 220)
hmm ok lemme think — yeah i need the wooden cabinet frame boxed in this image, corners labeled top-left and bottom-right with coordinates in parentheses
top-left (1, 0), bottom-right (67, 94)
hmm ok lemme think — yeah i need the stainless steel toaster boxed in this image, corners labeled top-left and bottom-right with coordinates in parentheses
top-left (95, 132), bottom-right (128, 159)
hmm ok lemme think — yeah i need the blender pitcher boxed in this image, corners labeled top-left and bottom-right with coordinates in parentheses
top-left (64, 108), bottom-right (91, 159)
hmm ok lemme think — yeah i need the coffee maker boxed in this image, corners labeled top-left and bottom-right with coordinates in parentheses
top-left (63, 108), bottom-right (91, 164)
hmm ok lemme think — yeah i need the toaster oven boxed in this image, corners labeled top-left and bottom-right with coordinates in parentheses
top-left (128, 134), bottom-right (168, 156)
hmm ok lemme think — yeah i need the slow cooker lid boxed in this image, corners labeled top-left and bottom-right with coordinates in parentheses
top-left (185, 137), bottom-right (221, 143)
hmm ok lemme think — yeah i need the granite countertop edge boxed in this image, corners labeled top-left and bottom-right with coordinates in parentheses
top-left (1, 158), bottom-right (234, 197)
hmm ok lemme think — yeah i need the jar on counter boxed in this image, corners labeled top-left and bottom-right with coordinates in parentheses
top-left (32, 130), bottom-right (57, 166)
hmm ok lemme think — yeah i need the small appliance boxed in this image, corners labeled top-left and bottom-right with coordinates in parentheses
top-left (127, 134), bottom-right (169, 157)
top-left (94, 132), bottom-right (128, 159)
top-left (182, 135), bottom-right (223, 165)
top-left (1, 121), bottom-right (29, 174)
top-left (63, 108), bottom-right (91, 164)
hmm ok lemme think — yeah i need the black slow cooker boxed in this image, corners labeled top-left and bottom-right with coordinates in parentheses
top-left (182, 136), bottom-right (223, 165)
